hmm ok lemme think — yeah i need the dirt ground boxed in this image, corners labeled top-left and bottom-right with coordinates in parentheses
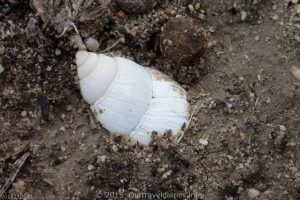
top-left (0, 0), bottom-right (300, 199)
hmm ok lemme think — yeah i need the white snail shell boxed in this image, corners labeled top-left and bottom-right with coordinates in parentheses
top-left (76, 51), bottom-right (189, 145)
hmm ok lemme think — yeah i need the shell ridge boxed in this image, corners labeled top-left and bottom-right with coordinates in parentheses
top-left (80, 53), bottom-right (100, 81)
top-left (96, 57), bottom-right (154, 135)
top-left (130, 68), bottom-right (189, 143)
top-left (93, 57), bottom-right (121, 107)
top-left (77, 51), bottom-right (90, 67)
top-left (130, 98), bottom-right (188, 132)
top-left (80, 52), bottom-right (91, 67)
top-left (130, 67), bottom-right (155, 140)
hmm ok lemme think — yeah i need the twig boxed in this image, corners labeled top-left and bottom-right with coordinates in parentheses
top-left (101, 38), bottom-right (124, 53)
top-left (4, 142), bottom-right (30, 163)
top-left (57, 27), bottom-right (68, 38)
top-left (0, 152), bottom-right (30, 198)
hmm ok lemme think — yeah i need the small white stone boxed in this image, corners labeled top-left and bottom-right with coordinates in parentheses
top-left (88, 165), bottom-right (94, 171)
top-left (286, 142), bottom-right (297, 147)
top-left (97, 155), bottom-right (107, 163)
top-left (257, 74), bottom-right (261, 81)
top-left (208, 26), bottom-right (215, 33)
top-left (279, 125), bottom-right (287, 131)
top-left (61, 146), bottom-right (66, 152)
top-left (112, 145), bottom-right (118, 152)
top-left (20, 111), bottom-right (27, 118)
top-left (59, 127), bottom-right (66, 132)
top-left (294, 35), bottom-right (300, 42)
top-left (162, 170), bottom-right (172, 179)
top-left (290, 66), bottom-right (300, 81)
top-left (240, 132), bottom-right (246, 139)
top-left (247, 188), bottom-right (260, 199)
top-left (199, 139), bottom-right (208, 146)
top-left (55, 48), bottom-right (61, 56)
top-left (271, 14), bottom-right (279, 21)
top-left (188, 4), bottom-right (195, 13)
top-left (292, 0), bottom-right (298, 4)
top-left (46, 66), bottom-right (52, 71)
top-left (85, 37), bottom-right (100, 52)
top-left (226, 102), bottom-right (233, 109)
top-left (241, 10), bottom-right (247, 21)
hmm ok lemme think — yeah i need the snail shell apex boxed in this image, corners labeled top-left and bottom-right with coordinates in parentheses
top-left (76, 51), bottom-right (189, 145)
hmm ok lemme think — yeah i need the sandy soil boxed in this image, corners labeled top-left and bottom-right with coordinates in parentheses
top-left (0, 0), bottom-right (299, 199)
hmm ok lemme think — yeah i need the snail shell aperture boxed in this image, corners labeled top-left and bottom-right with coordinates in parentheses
top-left (76, 51), bottom-right (189, 145)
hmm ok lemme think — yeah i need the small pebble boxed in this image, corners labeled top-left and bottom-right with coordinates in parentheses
top-left (162, 170), bottom-right (172, 179)
top-left (271, 14), bottom-right (279, 21)
top-left (59, 127), bottom-right (66, 132)
top-left (85, 37), bottom-right (100, 52)
top-left (20, 111), bottom-right (27, 118)
top-left (61, 146), bottom-right (66, 152)
top-left (55, 48), bottom-right (61, 56)
top-left (97, 155), bottom-right (107, 163)
top-left (116, 10), bottom-right (126, 19)
top-left (257, 74), bottom-right (261, 81)
top-left (279, 125), bottom-right (287, 132)
top-left (294, 35), bottom-right (300, 42)
top-left (188, 4), bottom-right (195, 13)
top-left (112, 145), bottom-right (118, 152)
top-left (46, 66), bottom-right (52, 71)
top-left (87, 165), bottom-right (94, 171)
top-left (241, 10), bottom-right (247, 21)
top-left (208, 26), bottom-right (215, 33)
top-left (292, 0), bottom-right (298, 4)
top-left (247, 188), bottom-right (260, 199)
top-left (199, 139), bottom-right (208, 146)
top-left (286, 141), bottom-right (297, 147)
top-left (290, 66), bottom-right (300, 81)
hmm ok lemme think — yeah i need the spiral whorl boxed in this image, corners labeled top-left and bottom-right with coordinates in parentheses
top-left (76, 51), bottom-right (119, 104)
top-left (76, 51), bottom-right (89, 67)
